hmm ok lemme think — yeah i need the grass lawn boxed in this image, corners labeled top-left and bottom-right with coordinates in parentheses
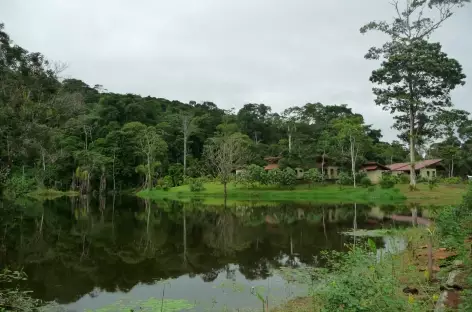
top-left (138, 182), bottom-right (406, 204)
top-left (397, 183), bottom-right (468, 205)
top-left (139, 182), bottom-right (469, 205)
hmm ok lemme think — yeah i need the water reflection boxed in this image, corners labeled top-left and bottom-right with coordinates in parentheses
top-left (0, 197), bottom-right (434, 311)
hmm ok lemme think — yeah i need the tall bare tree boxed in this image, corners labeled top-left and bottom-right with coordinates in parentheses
top-left (180, 111), bottom-right (197, 177)
top-left (333, 116), bottom-right (372, 188)
top-left (204, 133), bottom-right (250, 197)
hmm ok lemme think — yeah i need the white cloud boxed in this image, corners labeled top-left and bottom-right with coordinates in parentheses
top-left (2, 0), bottom-right (471, 141)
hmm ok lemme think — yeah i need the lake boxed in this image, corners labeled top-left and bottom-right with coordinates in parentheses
top-left (0, 196), bottom-right (433, 311)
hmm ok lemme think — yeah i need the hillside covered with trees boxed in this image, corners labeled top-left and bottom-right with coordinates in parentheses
top-left (1, 22), bottom-right (471, 197)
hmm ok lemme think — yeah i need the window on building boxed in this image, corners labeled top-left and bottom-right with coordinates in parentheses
top-left (427, 171), bottom-right (430, 177)
top-left (330, 168), bottom-right (334, 178)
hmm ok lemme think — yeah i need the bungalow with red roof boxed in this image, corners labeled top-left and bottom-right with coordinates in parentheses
top-left (387, 159), bottom-right (444, 180)
top-left (263, 156), bottom-right (340, 180)
top-left (359, 162), bottom-right (391, 183)
top-left (263, 156), bottom-right (282, 171)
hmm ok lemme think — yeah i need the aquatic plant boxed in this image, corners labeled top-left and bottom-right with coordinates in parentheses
top-left (86, 297), bottom-right (194, 312)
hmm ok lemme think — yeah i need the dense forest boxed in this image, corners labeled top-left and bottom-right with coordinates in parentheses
top-left (1, 22), bottom-right (471, 197)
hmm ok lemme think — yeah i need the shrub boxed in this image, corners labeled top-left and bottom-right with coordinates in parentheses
top-left (379, 174), bottom-right (395, 189)
top-left (442, 176), bottom-right (462, 184)
top-left (360, 176), bottom-right (372, 188)
top-left (234, 170), bottom-right (249, 187)
top-left (168, 163), bottom-right (184, 186)
top-left (189, 178), bottom-right (205, 192)
top-left (246, 164), bottom-right (267, 186)
top-left (397, 174), bottom-right (410, 184)
top-left (282, 244), bottom-right (426, 312)
top-left (428, 177), bottom-right (438, 190)
top-left (267, 168), bottom-right (282, 186)
top-left (3, 173), bottom-right (36, 198)
top-left (337, 172), bottom-right (353, 186)
top-left (280, 167), bottom-right (297, 189)
top-left (305, 168), bottom-right (323, 186)
top-left (162, 175), bottom-right (173, 191)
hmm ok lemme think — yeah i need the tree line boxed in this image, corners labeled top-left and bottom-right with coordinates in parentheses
top-left (1, 0), bottom-right (472, 196)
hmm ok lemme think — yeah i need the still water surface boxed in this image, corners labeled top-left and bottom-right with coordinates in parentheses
top-left (0, 196), bottom-right (431, 311)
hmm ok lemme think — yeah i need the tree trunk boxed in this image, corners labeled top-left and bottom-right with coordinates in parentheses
top-left (112, 150), bottom-right (116, 193)
top-left (288, 130), bottom-right (292, 154)
top-left (321, 152), bottom-right (325, 178)
top-left (86, 172), bottom-right (91, 194)
top-left (71, 171), bottom-right (76, 191)
top-left (290, 233), bottom-right (293, 255)
top-left (409, 107), bottom-right (417, 188)
top-left (100, 169), bottom-right (106, 194)
top-left (183, 135), bottom-right (187, 177)
top-left (83, 126), bottom-right (88, 151)
top-left (39, 210), bottom-right (44, 234)
top-left (41, 150), bottom-right (46, 172)
top-left (350, 136), bottom-right (356, 188)
top-left (451, 158), bottom-right (454, 177)
top-left (147, 150), bottom-right (152, 190)
top-left (224, 182), bottom-right (227, 198)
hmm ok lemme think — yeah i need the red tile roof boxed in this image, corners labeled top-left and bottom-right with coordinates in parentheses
top-left (415, 159), bottom-right (443, 169)
top-left (387, 162), bottom-right (410, 171)
top-left (363, 165), bottom-right (381, 171)
top-left (387, 159), bottom-right (443, 171)
top-left (264, 164), bottom-right (279, 170)
top-left (361, 162), bottom-right (391, 171)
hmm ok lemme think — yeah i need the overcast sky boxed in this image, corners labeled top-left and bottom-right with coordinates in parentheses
top-left (2, 0), bottom-right (471, 141)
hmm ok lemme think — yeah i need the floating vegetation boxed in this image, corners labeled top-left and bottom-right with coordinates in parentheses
top-left (86, 297), bottom-right (194, 312)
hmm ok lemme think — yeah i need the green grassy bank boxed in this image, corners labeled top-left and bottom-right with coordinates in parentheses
top-left (397, 183), bottom-right (468, 205)
top-left (27, 188), bottom-right (79, 199)
top-left (138, 182), bottom-right (406, 204)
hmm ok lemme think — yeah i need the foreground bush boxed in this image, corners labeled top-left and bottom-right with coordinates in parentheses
top-left (434, 185), bottom-right (472, 310)
top-left (311, 247), bottom-right (425, 311)
top-left (280, 242), bottom-right (428, 312)
top-left (359, 176), bottom-right (372, 187)
top-left (246, 164), bottom-right (267, 186)
top-left (441, 176), bottom-right (462, 184)
top-left (337, 172), bottom-right (353, 186)
top-left (189, 178), bottom-right (206, 192)
top-left (305, 168), bottom-right (324, 186)
top-left (379, 174), bottom-right (396, 189)
top-left (397, 174), bottom-right (410, 184)
top-left (280, 167), bottom-right (297, 189)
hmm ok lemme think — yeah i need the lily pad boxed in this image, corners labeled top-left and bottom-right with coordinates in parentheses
top-left (86, 297), bottom-right (194, 312)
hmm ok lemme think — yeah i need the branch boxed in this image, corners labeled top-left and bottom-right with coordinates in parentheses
top-left (413, 0), bottom-right (429, 37)
top-left (417, 2), bottom-right (455, 38)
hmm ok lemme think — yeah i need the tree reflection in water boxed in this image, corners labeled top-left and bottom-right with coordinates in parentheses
top-left (0, 196), bottom-right (426, 307)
